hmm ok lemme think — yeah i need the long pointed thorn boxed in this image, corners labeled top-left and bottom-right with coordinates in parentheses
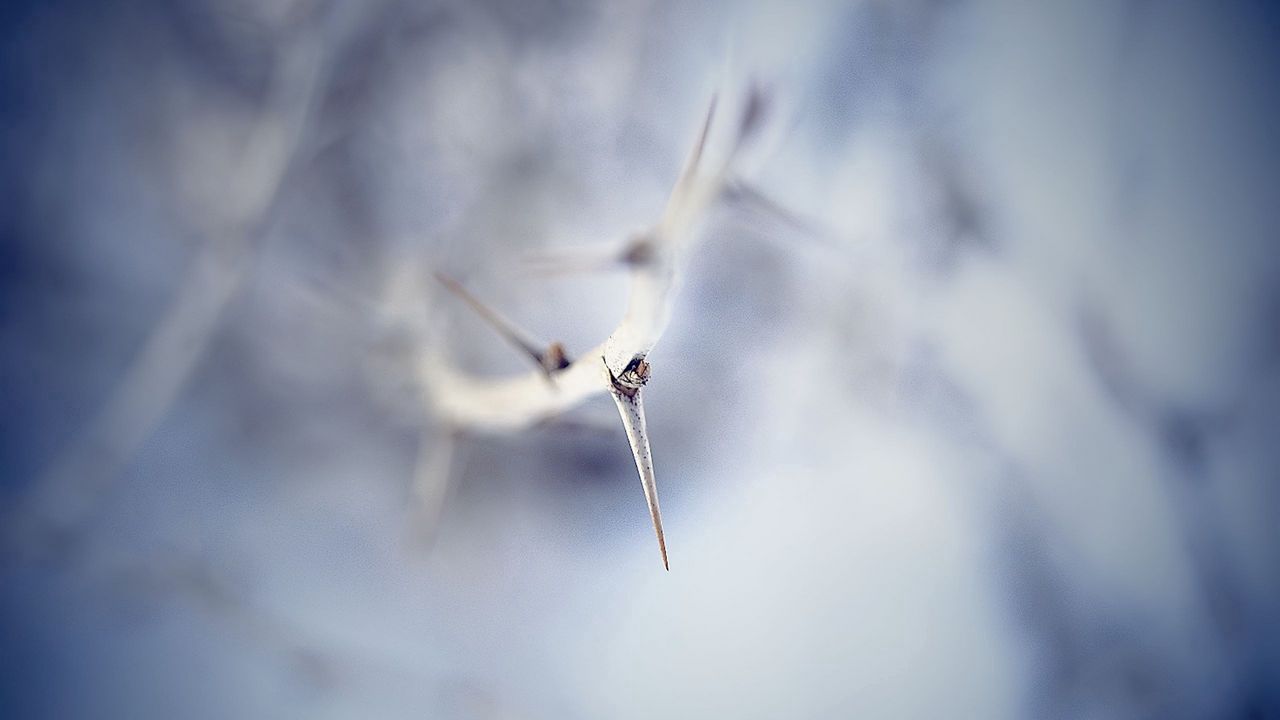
top-left (677, 92), bottom-right (719, 194)
top-left (607, 376), bottom-right (668, 571)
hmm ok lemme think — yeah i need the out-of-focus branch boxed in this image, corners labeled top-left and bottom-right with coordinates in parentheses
top-left (82, 547), bottom-right (438, 693)
top-left (9, 23), bottom-right (328, 553)
top-left (414, 87), bottom-right (769, 568)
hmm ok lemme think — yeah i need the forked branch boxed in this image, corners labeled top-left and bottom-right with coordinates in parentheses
top-left (417, 87), bottom-right (768, 569)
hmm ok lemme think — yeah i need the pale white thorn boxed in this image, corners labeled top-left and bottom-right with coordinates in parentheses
top-left (660, 92), bottom-right (719, 233)
top-left (607, 379), bottom-right (668, 571)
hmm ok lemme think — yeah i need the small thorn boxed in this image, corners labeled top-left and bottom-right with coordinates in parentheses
top-left (433, 271), bottom-right (570, 382)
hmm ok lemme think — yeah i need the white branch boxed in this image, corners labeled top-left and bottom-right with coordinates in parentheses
top-left (415, 87), bottom-right (767, 569)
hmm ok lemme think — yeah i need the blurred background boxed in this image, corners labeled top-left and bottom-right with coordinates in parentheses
top-left (3, 0), bottom-right (1279, 717)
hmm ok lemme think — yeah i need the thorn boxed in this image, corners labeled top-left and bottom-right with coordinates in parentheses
top-left (522, 233), bottom-right (657, 278)
top-left (433, 271), bottom-right (571, 381)
top-left (607, 363), bottom-right (667, 571)
top-left (661, 93), bottom-right (719, 230)
top-left (735, 81), bottom-right (771, 152)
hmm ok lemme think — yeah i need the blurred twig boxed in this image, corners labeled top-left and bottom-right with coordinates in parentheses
top-left (7, 19), bottom-right (329, 557)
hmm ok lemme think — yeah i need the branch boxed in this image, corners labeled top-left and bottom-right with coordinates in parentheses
top-left (416, 86), bottom-right (769, 568)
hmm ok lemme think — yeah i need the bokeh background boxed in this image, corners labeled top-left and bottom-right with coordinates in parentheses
top-left (3, 0), bottom-right (1279, 717)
